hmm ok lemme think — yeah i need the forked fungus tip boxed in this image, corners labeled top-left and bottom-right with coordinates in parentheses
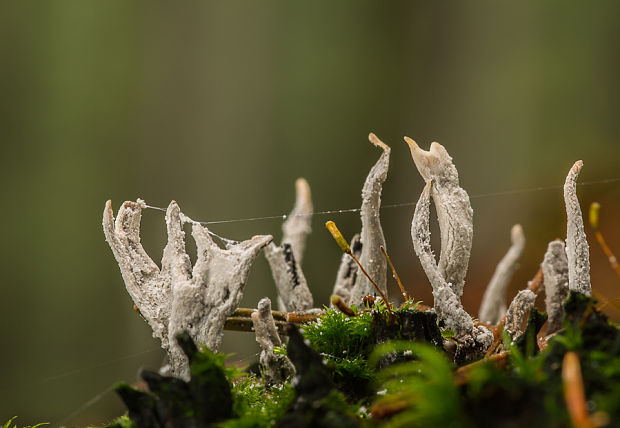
top-left (369, 132), bottom-right (389, 150)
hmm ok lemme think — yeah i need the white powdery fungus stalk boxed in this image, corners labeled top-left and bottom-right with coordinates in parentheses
top-left (405, 137), bottom-right (473, 298)
top-left (264, 178), bottom-right (314, 312)
top-left (103, 199), bottom-right (272, 379)
top-left (564, 160), bottom-right (591, 296)
top-left (332, 234), bottom-right (362, 305)
top-left (282, 178), bottom-right (313, 264)
top-left (504, 289), bottom-right (537, 340)
top-left (479, 224), bottom-right (526, 325)
top-left (542, 240), bottom-right (569, 334)
top-left (251, 297), bottom-right (295, 384)
top-left (332, 133), bottom-right (390, 307)
top-left (412, 184), bottom-right (473, 336)
top-left (412, 181), bottom-right (492, 356)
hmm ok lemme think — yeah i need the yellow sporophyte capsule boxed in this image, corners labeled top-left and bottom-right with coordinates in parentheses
top-left (589, 202), bottom-right (600, 230)
top-left (325, 221), bottom-right (351, 254)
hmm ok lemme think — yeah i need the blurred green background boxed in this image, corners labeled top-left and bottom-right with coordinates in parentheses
top-left (2, 1), bottom-right (620, 426)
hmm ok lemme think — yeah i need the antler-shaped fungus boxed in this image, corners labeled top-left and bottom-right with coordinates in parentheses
top-left (332, 133), bottom-right (390, 306)
top-left (103, 200), bottom-right (272, 379)
top-left (408, 140), bottom-right (492, 360)
top-left (406, 137), bottom-right (473, 298)
top-left (479, 224), bottom-right (526, 324)
top-left (564, 160), bottom-right (591, 297)
top-left (264, 178), bottom-right (314, 312)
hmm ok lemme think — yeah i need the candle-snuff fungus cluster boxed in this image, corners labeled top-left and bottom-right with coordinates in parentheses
top-left (103, 133), bottom-right (592, 379)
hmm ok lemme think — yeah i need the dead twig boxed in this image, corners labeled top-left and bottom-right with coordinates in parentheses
top-left (589, 202), bottom-right (620, 278)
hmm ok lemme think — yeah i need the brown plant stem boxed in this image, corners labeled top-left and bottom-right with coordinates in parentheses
top-left (380, 245), bottom-right (409, 301)
top-left (349, 251), bottom-right (394, 318)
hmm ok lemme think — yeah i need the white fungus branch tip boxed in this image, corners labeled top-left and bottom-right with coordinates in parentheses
top-left (412, 182), bottom-right (474, 337)
top-left (265, 178), bottom-right (314, 312)
top-left (405, 137), bottom-right (473, 298)
top-left (408, 139), bottom-right (491, 359)
top-left (333, 133), bottom-right (391, 307)
top-left (282, 178), bottom-right (313, 265)
top-left (479, 224), bottom-right (526, 324)
top-left (564, 160), bottom-right (591, 296)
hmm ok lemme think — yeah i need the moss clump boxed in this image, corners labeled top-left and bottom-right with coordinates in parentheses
top-left (104, 294), bottom-right (620, 428)
top-left (364, 294), bottom-right (620, 427)
top-left (100, 415), bottom-right (134, 428)
top-left (461, 293), bottom-right (620, 428)
top-left (301, 308), bottom-right (376, 400)
top-left (300, 303), bottom-right (443, 401)
top-left (303, 308), bottom-right (375, 358)
top-left (370, 342), bottom-right (464, 428)
top-left (2, 418), bottom-right (49, 428)
top-left (219, 377), bottom-right (295, 428)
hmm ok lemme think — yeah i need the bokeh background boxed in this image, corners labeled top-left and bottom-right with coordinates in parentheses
top-left (2, 1), bottom-right (620, 426)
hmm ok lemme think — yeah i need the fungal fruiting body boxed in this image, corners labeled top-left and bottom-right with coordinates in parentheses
top-left (332, 133), bottom-right (391, 307)
top-left (408, 140), bottom-right (492, 358)
top-left (326, 220), bottom-right (394, 317)
top-left (103, 132), bottom-right (596, 382)
top-left (332, 233), bottom-right (362, 305)
top-left (264, 178), bottom-right (314, 312)
top-left (564, 160), bottom-right (591, 296)
top-left (251, 297), bottom-right (295, 384)
top-left (542, 239), bottom-right (569, 334)
top-left (504, 289), bottom-right (537, 339)
top-left (406, 137), bottom-right (473, 298)
top-left (103, 199), bottom-right (272, 378)
top-left (479, 224), bottom-right (526, 325)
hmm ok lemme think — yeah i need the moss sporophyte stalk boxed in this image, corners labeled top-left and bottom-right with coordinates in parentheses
top-left (96, 133), bottom-right (620, 427)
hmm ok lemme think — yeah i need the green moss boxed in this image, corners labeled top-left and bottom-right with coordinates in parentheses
top-left (218, 376), bottom-right (295, 428)
top-left (93, 292), bottom-right (620, 428)
top-left (460, 292), bottom-right (620, 428)
top-left (299, 305), bottom-right (444, 401)
top-left (300, 308), bottom-right (376, 400)
top-left (302, 308), bottom-right (375, 357)
top-left (2, 417), bottom-right (49, 428)
top-left (370, 342), bottom-right (466, 428)
top-left (98, 414), bottom-right (135, 428)
top-left (365, 293), bottom-right (620, 428)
